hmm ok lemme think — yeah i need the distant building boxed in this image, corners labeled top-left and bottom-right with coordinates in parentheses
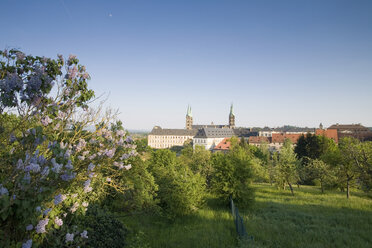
top-left (193, 128), bottom-right (235, 150)
top-left (328, 124), bottom-right (372, 141)
top-left (229, 104), bottom-right (235, 128)
top-left (315, 128), bottom-right (338, 143)
top-left (148, 126), bottom-right (197, 149)
top-left (213, 138), bottom-right (232, 153)
top-left (186, 105), bottom-right (193, 130)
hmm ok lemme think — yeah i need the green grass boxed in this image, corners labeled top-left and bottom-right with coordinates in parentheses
top-left (120, 184), bottom-right (372, 248)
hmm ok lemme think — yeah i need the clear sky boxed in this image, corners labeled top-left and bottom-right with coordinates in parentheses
top-left (1, 0), bottom-right (372, 130)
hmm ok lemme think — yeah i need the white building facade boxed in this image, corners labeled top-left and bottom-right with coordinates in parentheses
top-left (193, 128), bottom-right (235, 150)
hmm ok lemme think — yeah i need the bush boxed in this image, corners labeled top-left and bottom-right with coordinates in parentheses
top-left (83, 205), bottom-right (128, 248)
top-left (211, 146), bottom-right (255, 207)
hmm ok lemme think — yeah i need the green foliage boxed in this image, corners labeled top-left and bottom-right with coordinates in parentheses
top-left (83, 205), bottom-right (128, 248)
top-left (148, 150), bottom-right (206, 218)
top-left (211, 146), bottom-right (255, 207)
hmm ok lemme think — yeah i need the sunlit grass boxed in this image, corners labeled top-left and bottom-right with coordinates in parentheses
top-left (121, 184), bottom-right (372, 248)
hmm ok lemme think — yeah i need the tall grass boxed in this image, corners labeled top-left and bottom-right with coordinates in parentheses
top-left (121, 184), bottom-right (372, 248)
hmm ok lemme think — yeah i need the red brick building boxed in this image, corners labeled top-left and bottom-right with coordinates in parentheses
top-left (315, 129), bottom-right (338, 143)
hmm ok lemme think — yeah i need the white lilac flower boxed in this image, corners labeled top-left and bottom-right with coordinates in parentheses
top-left (43, 208), bottom-right (51, 216)
top-left (113, 161), bottom-right (123, 167)
top-left (88, 154), bottom-right (96, 160)
top-left (54, 194), bottom-right (66, 205)
top-left (54, 217), bottom-right (63, 226)
top-left (35, 206), bottom-right (41, 212)
top-left (22, 239), bottom-right (32, 248)
top-left (26, 224), bottom-right (33, 231)
top-left (63, 213), bottom-right (67, 218)
top-left (87, 163), bottom-right (95, 171)
top-left (65, 233), bottom-right (74, 243)
top-left (106, 177), bottom-right (112, 182)
top-left (80, 230), bottom-right (88, 239)
top-left (82, 202), bottom-right (89, 207)
top-left (124, 164), bottom-right (132, 170)
top-left (116, 130), bottom-right (125, 137)
top-left (0, 185), bottom-right (9, 196)
top-left (72, 193), bottom-right (78, 198)
top-left (70, 202), bottom-right (79, 213)
top-left (36, 218), bottom-right (49, 233)
top-left (41, 116), bottom-right (52, 126)
top-left (121, 153), bottom-right (130, 160)
top-left (75, 139), bottom-right (87, 152)
top-left (60, 142), bottom-right (67, 149)
top-left (78, 155), bottom-right (85, 161)
top-left (82, 151), bottom-right (89, 156)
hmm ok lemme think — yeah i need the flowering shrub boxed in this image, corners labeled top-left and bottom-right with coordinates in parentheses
top-left (0, 49), bottom-right (137, 247)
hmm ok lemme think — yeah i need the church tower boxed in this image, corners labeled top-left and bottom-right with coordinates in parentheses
top-left (186, 105), bottom-right (193, 130)
top-left (229, 104), bottom-right (235, 129)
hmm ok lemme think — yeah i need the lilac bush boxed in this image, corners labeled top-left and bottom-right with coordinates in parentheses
top-left (0, 49), bottom-right (137, 247)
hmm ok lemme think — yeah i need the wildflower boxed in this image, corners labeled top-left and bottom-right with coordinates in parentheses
top-left (55, 217), bottom-right (63, 226)
top-left (64, 150), bottom-right (71, 159)
top-left (60, 142), bottom-right (67, 149)
top-left (65, 160), bottom-right (73, 170)
top-left (51, 158), bottom-right (63, 174)
top-left (65, 233), bottom-right (74, 243)
top-left (80, 230), bottom-right (88, 239)
top-left (36, 218), bottom-right (49, 233)
top-left (54, 194), bottom-right (66, 205)
top-left (22, 239), bottom-right (32, 248)
top-left (26, 224), bottom-right (33, 231)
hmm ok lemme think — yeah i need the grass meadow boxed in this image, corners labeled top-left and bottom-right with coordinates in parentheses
top-left (121, 184), bottom-right (372, 248)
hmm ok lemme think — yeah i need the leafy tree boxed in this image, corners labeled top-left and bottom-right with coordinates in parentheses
top-left (276, 139), bottom-right (299, 196)
top-left (211, 146), bottom-right (255, 207)
top-left (307, 159), bottom-right (334, 193)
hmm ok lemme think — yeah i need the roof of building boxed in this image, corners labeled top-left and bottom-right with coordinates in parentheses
top-left (328, 124), bottom-right (370, 131)
top-left (248, 136), bottom-right (271, 144)
top-left (194, 128), bottom-right (235, 138)
top-left (214, 138), bottom-right (231, 150)
top-left (149, 126), bottom-right (197, 136)
top-left (233, 128), bottom-right (258, 137)
top-left (192, 124), bottom-right (228, 129)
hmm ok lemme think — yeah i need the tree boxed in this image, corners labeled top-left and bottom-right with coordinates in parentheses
top-left (307, 159), bottom-right (333, 193)
top-left (211, 146), bottom-right (255, 207)
top-left (276, 139), bottom-right (299, 196)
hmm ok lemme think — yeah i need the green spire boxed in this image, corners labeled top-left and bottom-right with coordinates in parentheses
top-left (229, 103), bottom-right (234, 117)
top-left (187, 105), bottom-right (192, 117)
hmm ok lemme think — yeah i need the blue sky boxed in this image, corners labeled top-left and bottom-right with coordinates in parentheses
top-left (1, 0), bottom-right (372, 130)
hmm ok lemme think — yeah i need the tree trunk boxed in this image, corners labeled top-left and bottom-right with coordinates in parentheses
top-left (347, 178), bottom-right (350, 199)
top-left (320, 179), bottom-right (324, 194)
top-left (288, 182), bottom-right (294, 196)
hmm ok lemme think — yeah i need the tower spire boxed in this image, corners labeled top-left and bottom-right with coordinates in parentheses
top-left (186, 105), bottom-right (193, 130)
top-left (229, 103), bottom-right (235, 129)
top-left (229, 103), bottom-right (234, 117)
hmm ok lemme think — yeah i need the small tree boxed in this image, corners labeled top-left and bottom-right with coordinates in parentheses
top-left (276, 139), bottom-right (299, 196)
top-left (307, 159), bottom-right (333, 193)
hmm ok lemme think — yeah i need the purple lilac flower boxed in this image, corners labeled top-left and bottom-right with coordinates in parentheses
top-left (10, 134), bottom-right (16, 143)
top-left (54, 194), bottom-right (66, 205)
top-left (75, 139), bottom-right (87, 152)
top-left (16, 159), bottom-right (24, 170)
top-left (106, 177), bottom-right (112, 182)
top-left (51, 158), bottom-right (63, 174)
top-left (83, 179), bottom-right (92, 193)
top-left (88, 154), bottom-right (96, 160)
top-left (65, 233), bottom-right (74, 243)
top-left (41, 166), bottom-right (50, 177)
top-left (24, 162), bottom-right (41, 173)
top-left (70, 202), bottom-right (79, 213)
top-left (121, 154), bottom-right (130, 160)
top-left (87, 163), bottom-right (95, 171)
top-left (65, 160), bottom-right (73, 170)
top-left (105, 148), bottom-right (116, 158)
top-left (61, 172), bottom-right (76, 181)
top-left (36, 218), bottom-right (49, 233)
top-left (126, 136), bottom-right (133, 143)
top-left (64, 150), bottom-right (71, 159)
top-left (80, 230), bottom-right (88, 239)
top-left (78, 155), bottom-right (85, 161)
top-left (22, 239), bottom-right (32, 248)
top-left (36, 206), bottom-right (41, 212)
top-left (54, 217), bottom-right (63, 226)
top-left (26, 224), bottom-right (33, 231)
top-left (43, 208), bottom-right (51, 216)
top-left (116, 130), bottom-right (125, 137)
top-left (12, 194), bottom-right (16, 200)
top-left (41, 116), bottom-right (52, 126)
top-left (23, 173), bottom-right (31, 183)
top-left (82, 151), bottom-right (89, 156)
top-left (0, 185), bottom-right (9, 196)
top-left (88, 172), bottom-right (95, 178)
